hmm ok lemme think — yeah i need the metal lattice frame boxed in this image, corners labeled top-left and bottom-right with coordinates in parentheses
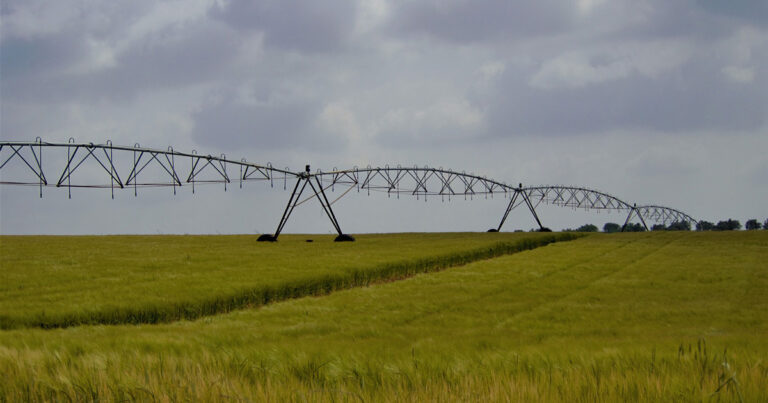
top-left (634, 205), bottom-right (698, 227)
top-left (313, 166), bottom-right (512, 199)
top-left (0, 139), bottom-right (699, 240)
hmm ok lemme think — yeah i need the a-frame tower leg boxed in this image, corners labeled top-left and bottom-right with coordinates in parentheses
top-left (521, 190), bottom-right (546, 231)
top-left (489, 190), bottom-right (520, 232)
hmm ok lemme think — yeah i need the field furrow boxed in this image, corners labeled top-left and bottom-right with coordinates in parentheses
top-left (493, 232), bottom-right (684, 330)
top-left (397, 233), bottom-right (657, 327)
top-left (0, 232), bottom-right (578, 329)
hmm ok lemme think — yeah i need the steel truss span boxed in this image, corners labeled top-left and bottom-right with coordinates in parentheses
top-left (1, 139), bottom-right (699, 241)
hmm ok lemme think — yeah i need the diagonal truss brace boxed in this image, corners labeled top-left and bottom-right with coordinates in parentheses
top-left (258, 165), bottom-right (354, 242)
top-left (491, 190), bottom-right (520, 232)
top-left (56, 142), bottom-right (124, 199)
top-left (0, 142), bottom-right (48, 197)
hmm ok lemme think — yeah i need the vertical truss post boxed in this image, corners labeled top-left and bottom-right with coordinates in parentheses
top-left (239, 158), bottom-right (245, 190)
top-left (191, 154), bottom-right (195, 193)
top-left (36, 137), bottom-right (44, 198)
top-left (221, 154), bottom-right (227, 192)
top-left (66, 138), bottom-right (74, 199)
top-left (108, 140), bottom-right (115, 199)
top-left (132, 144), bottom-right (140, 197)
top-left (170, 147), bottom-right (177, 195)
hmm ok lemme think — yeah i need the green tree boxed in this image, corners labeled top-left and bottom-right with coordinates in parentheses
top-left (667, 221), bottom-right (691, 231)
top-left (624, 223), bottom-right (646, 232)
top-left (603, 222), bottom-right (621, 233)
top-left (697, 221), bottom-right (715, 231)
top-left (576, 224), bottom-right (598, 232)
top-left (764, 219), bottom-right (768, 230)
top-left (745, 219), bottom-right (761, 230)
top-left (715, 219), bottom-right (741, 231)
top-left (651, 224), bottom-right (666, 231)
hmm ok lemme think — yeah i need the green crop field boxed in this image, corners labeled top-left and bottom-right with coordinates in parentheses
top-left (0, 231), bottom-right (766, 401)
top-left (0, 232), bottom-right (572, 329)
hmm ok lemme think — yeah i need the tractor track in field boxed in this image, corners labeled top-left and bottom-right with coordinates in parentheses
top-left (493, 232), bottom-right (683, 329)
top-left (1, 233), bottom-right (582, 330)
top-left (394, 233), bottom-right (679, 329)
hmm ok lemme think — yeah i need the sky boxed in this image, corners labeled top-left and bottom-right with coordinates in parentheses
top-left (1, 0), bottom-right (767, 235)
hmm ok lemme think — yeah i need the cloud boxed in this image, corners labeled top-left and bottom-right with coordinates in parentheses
top-left (387, 0), bottom-right (576, 43)
top-left (189, 86), bottom-right (347, 153)
top-left (210, 0), bottom-right (358, 52)
top-left (697, 0), bottom-right (768, 27)
top-left (477, 61), bottom-right (506, 81)
top-left (488, 57), bottom-right (768, 136)
top-left (0, 33), bottom-right (90, 80)
top-left (2, 0), bottom-right (768, 234)
top-left (375, 98), bottom-right (486, 147)
top-left (529, 40), bottom-right (693, 89)
top-left (1, 0), bottom-right (238, 104)
top-left (722, 65), bottom-right (755, 83)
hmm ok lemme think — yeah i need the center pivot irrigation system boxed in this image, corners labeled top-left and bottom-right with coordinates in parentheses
top-left (0, 139), bottom-right (698, 241)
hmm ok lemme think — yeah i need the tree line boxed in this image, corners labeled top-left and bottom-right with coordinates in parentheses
top-left (695, 218), bottom-right (768, 231)
top-left (564, 218), bottom-right (767, 232)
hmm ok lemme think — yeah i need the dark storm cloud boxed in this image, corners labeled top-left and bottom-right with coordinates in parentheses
top-left (0, 0), bottom-right (241, 103)
top-left (106, 22), bottom-right (238, 94)
top-left (387, 0), bottom-right (575, 42)
top-left (598, 1), bottom-right (765, 44)
top-left (2, 0), bottom-right (768, 234)
top-left (210, 0), bottom-right (358, 52)
top-left (0, 34), bottom-right (88, 80)
top-left (486, 57), bottom-right (768, 136)
top-left (1, 20), bottom-right (239, 104)
top-left (375, 0), bottom-right (768, 137)
top-left (189, 91), bottom-right (342, 151)
top-left (698, 0), bottom-right (768, 27)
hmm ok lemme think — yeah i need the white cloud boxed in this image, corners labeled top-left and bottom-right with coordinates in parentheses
top-left (717, 27), bottom-right (765, 84)
top-left (529, 40), bottom-right (693, 89)
top-left (355, 0), bottom-right (390, 34)
top-left (576, 0), bottom-right (606, 15)
top-left (477, 61), bottom-right (506, 81)
top-left (318, 102), bottom-right (364, 143)
top-left (529, 52), bottom-right (632, 89)
top-left (123, 0), bottom-right (217, 45)
top-left (722, 65), bottom-right (755, 83)
top-left (70, 38), bottom-right (117, 73)
top-left (378, 98), bottom-right (485, 143)
top-left (1, 0), bottom-right (83, 39)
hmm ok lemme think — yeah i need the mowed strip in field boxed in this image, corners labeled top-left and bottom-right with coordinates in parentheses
top-left (0, 232), bottom-right (766, 401)
top-left (0, 232), bottom-right (575, 329)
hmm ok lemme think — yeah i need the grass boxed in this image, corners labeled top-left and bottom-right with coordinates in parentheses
top-left (0, 232), bottom-right (576, 328)
top-left (0, 231), bottom-right (767, 401)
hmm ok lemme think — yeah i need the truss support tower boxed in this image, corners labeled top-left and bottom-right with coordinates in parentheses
top-left (489, 184), bottom-right (547, 232)
top-left (258, 165), bottom-right (354, 242)
top-left (621, 204), bottom-right (649, 232)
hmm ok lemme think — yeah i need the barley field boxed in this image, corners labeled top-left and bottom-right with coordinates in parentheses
top-left (0, 231), bottom-right (766, 401)
top-left (0, 232), bottom-right (571, 329)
